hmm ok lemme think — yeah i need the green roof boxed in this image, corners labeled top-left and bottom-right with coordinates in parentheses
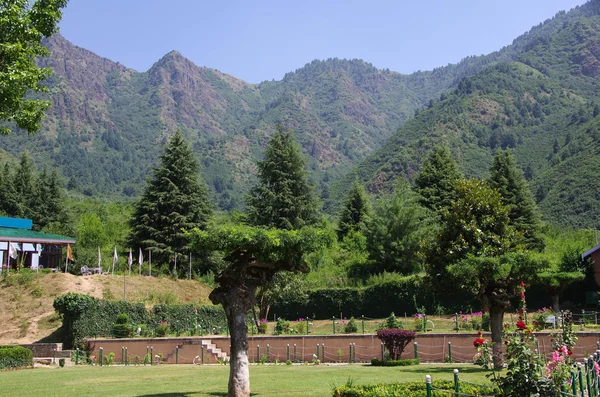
top-left (0, 227), bottom-right (75, 244)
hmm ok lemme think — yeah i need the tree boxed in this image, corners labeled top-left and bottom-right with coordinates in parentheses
top-left (414, 145), bottom-right (462, 214)
top-left (337, 181), bottom-right (371, 240)
top-left (13, 152), bottom-right (35, 214)
top-left (31, 168), bottom-right (69, 231)
top-left (432, 179), bottom-right (547, 369)
top-left (365, 181), bottom-right (433, 275)
top-left (0, 163), bottom-right (22, 216)
top-left (129, 130), bottom-right (212, 266)
top-left (0, 0), bottom-right (68, 135)
top-left (188, 224), bottom-right (332, 397)
top-left (538, 245), bottom-right (587, 312)
top-left (246, 125), bottom-right (318, 230)
top-left (488, 149), bottom-right (545, 251)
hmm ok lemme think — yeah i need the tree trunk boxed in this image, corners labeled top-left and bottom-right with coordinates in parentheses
top-left (552, 294), bottom-right (560, 313)
top-left (489, 304), bottom-right (505, 370)
top-left (226, 308), bottom-right (250, 397)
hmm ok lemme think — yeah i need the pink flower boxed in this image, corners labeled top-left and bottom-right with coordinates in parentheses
top-left (594, 361), bottom-right (600, 377)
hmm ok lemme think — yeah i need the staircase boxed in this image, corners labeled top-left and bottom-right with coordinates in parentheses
top-left (164, 339), bottom-right (229, 363)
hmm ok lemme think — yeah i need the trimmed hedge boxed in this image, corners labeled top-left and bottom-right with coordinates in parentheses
top-left (370, 358), bottom-right (420, 367)
top-left (273, 276), bottom-right (477, 319)
top-left (332, 380), bottom-right (498, 397)
top-left (53, 293), bottom-right (227, 348)
top-left (0, 346), bottom-right (33, 369)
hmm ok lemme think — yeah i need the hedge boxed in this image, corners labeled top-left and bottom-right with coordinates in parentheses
top-left (370, 358), bottom-right (420, 367)
top-left (53, 293), bottom-right (227, 348)
top-left (272, 276), bottom-right (477, 319)
top-left (331, 380), bottom-right (498, 397)
top-left (0, 346), bottom-right (33, 370)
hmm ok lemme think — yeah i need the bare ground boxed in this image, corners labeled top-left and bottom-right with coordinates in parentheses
top-left (0, 272), bottom-right (213, 345)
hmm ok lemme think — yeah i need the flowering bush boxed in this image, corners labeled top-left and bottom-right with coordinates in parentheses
top-left (257, 318), bottom-right (268, 334)
top-left (275, 318), bottom-right (290, 335)
top-left (376, 329), bottom-right (416, 360)
top-left (472, 332), bottom-right (492, 370)
top-left (293, 318), bottom-right (306, 334)
top-left (533, 307), bottom-right (554, 330)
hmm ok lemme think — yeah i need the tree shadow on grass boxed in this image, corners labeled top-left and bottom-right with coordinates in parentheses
top-left (35, 324), bottom-right (66, 343)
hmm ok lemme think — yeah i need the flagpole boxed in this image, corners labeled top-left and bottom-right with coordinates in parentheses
top-left (7, 241), bottom-right (11, 274)
top-left (149, 249), bottom-right (151, 277)
top-left (189, 252), bottom-right (192, 280)
top-left (64, 245), bottom-right (68, 274)
top-left (124, 261), bottom-right (127, 301)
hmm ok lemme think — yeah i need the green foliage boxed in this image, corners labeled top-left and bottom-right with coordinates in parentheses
top-left (414, 145), bottom-right (462, 214)
top-left (58, 358), bottom-right (65, 367)
top-left (383, 313), bottom-right (402, 329)
top-left (112, 313), bottom-right (131, 338)
top-left (246, 125), bottom-right (319, 230)
top-left (129, 130), bottom-right (213, 266)
top-left (365, 182), bottom-right (434, 275)
top-left (488, 149), bottom-right (544, 250)
top-left (337, 182), bottom-right (371, 240)
top-left (53, 292), bottom-right (226, 348)
top-left (344, 317), bottom-right (358, 333)
top-left (332, 380), bottom-right (497, 397)
top-left (0, 346), bottom-right (33, 369)
top-left (369, 358), bottom-right (419, 367)
top-left (0, 0), bottom-right (67, 135)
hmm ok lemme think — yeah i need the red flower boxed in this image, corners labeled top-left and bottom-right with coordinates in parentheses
top-left (520, 281), bottom-right (525, 288)
top-left (516, 320), bottom-right (527, 330)
top-left (473, 337), bottom-right (485, 348)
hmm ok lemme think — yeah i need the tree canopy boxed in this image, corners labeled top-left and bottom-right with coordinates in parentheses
top-left (0, 0), bottom-right (68, 135)
top-left (246, 125), bottom-right (319, 230)
top-left (414, 145), bottom-right (462, 214)
top-left (337, 181), bottom-right (371, 240)
top-left (128, 130), bottom-right (212, 265)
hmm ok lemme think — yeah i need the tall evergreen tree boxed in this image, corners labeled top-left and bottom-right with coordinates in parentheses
top-left (337, 181), bottom-right (371, 240)
top-left (31, 168), bottom-right (69, 231)
top-left (414, 145), bottom-right (462, 214)
top-left (246, 125), bottom-right (318, 230)
top-left (129, 130), bottom-right (213, 265)
top-left (488, 149), bottom-right (545, 251)
top-left (13, 152), bottom-right (35, 213)
top-left (0, 163), bottom-right (22, 217)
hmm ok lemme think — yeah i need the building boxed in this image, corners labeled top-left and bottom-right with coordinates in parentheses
top-left (0, 217), bottom-right (75, 272)
top-left (582, 243), bottom-right (600, 286)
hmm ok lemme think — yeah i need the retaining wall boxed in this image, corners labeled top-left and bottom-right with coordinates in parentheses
top-left (86, 332), bottom-right (600, 364)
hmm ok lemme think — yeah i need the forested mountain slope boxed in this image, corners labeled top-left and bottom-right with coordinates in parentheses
top-left (336, 0), bottom-right (600, 228)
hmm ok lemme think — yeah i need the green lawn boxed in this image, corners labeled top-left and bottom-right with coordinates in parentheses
top-left (1, 363), bottom-right (492, 396)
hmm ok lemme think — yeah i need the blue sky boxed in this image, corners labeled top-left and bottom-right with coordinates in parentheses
top-left (59, 0), bottom-right (587, 83)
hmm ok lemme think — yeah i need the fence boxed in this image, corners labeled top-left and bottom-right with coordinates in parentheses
top-left (425, 358), bottom-right (600, 397)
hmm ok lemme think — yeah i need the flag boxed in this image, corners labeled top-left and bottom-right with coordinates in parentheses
top-left (66, 244), bottom-right (74, 262)
top-left (8, 243), bottom-right (18, 260)
top-left (138, 248), bottom-right (143, 275)
top-left (112, 245), bottom-right (118, 275)
top-left (128, 248), bottom-right (133, 274)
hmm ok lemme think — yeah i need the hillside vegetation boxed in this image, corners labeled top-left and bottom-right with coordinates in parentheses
top-left (0, 271), bottom-right (213, 345)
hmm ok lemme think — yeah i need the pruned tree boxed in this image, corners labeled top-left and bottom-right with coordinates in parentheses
top-left (376, 329), bottom-right (416, 360)
top-left (0, 0), bottom-right (68, 135)
top-left (414, 145), bottom-right (462, 214)
top-left (538, 245), bottom-right (587, 312)
top-left (129, 130), bottom-right (212, 267)
top-left (188, 224), bottom-right (332, 397)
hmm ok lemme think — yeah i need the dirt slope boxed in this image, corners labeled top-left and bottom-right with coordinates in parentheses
top-left (0, 272), bottom-right (213, 345)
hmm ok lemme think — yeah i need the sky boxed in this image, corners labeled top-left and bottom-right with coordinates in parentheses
top-left (58, 0), bottom-right (588, 84)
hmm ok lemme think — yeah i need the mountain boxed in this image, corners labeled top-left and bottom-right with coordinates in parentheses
top-left (335, 0), bottom-right (600, 228)
top-left (0, 29), bottom-right (511, 208)
top-left (1, 1), bottom-right (599, 228)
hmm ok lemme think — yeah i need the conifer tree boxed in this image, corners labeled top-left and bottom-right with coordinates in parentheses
top-left (488, 150), bottom-right (545, 251)
top-left (129, 130), bottom-right (213, 265)
top-left (0, 164), bottom-right (22, 216)
top-left (13, 152), bottom-right (35, 212)
top-left (337, 181), bottom-right (371, 240)
top-left (414, 145), bottom-right (462, 214)
top-left (246, 125), bottom-right (318, 230)
top-left (31, 168), bottom-right (69, 231)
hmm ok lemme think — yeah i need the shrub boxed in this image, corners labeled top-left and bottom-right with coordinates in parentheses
top-left (257, 319), bottom-right (268, 334)
top-left (59, 358), bottom-right (65, 367)
top-left (157, 322), bottom-right (169, 337)
top-left (113, 313), bottom-right (131, 338)
top-left (370, 358), bottom-right (419, 367)
top-left (332, 380), bottom-right (498, 397)
top-left (384, 312), bottom-right (402, 329)
top-left (344, 317), bottom-right (358, 333)
top-left (0, 346), bottom-right (33, 369)
top-left (275, 318), bottom-right (290, 335)
top-left (376, 329), bottom-right (416, 360)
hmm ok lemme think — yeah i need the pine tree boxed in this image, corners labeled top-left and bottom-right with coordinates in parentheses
top-left (129, 130), bottom-right (213, 265)
top-left (337, 181), bottom-right (371, 240)
top-left (13, 152), bottom-right (35, 214)
top-left (488, 149), bottom-right (545, 251)
top-left (246, 125), bottom-right (318, 230)
top-left (0, 163), bottom-right (23, 217)
top-left (31, 168), bottom-right (69, 231)
top-left (414, 145), bottom-right (462, 214)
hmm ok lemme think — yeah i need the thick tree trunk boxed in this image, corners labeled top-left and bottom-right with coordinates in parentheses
top-left (552, 294), bottom-right (560, 313)
top-left (489, 304), bottom-right (505, 370)
top-left (227, 309), bottom-right (250, 397)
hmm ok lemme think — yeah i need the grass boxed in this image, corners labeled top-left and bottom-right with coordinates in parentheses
top-left (0, 363), bottom-right (492, 397)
